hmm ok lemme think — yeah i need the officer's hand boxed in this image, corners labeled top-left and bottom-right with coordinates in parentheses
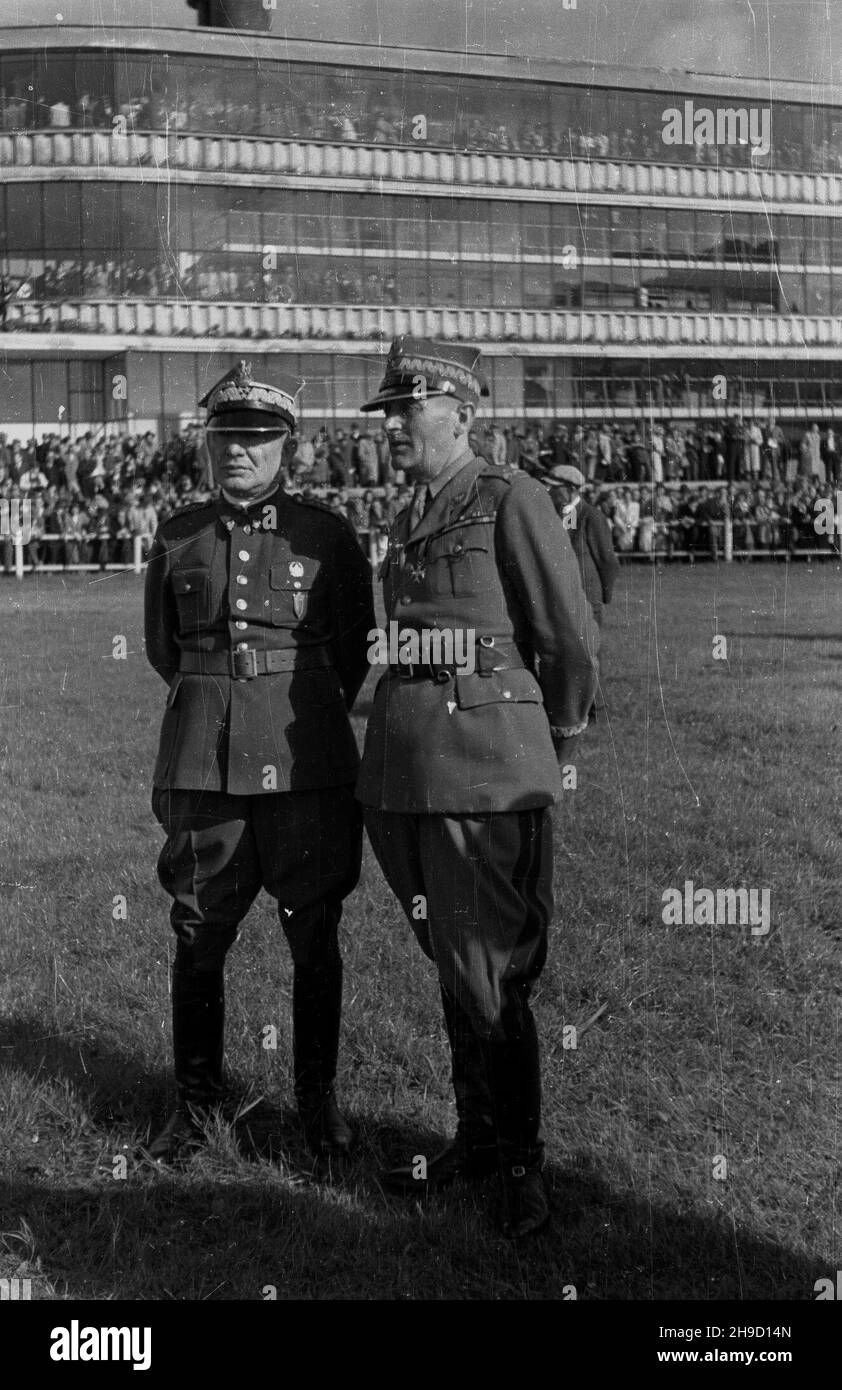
top-left (550, 722), bottom-right (588, 763)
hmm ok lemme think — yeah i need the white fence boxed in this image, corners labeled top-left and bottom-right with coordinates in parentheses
top-left (5, 533), bottom-right (146, 579)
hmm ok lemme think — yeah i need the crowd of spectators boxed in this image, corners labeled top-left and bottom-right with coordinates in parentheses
top-left (532, 418), bottom-right (840, 487)
top-left (2, 77), bottom-right (840, 176)
top-left (1, 419), bottom-right (839, 574)
top-left (0, 259), bottom-right (403, 308)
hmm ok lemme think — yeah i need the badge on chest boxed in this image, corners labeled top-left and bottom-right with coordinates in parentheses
top-left (289, 561), bottom-right (306, 618)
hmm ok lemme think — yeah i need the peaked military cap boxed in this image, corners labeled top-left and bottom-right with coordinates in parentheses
top-left (360, 336), bottom-right (490, 413)
top-left (199, 360), bottom-right (302, 429)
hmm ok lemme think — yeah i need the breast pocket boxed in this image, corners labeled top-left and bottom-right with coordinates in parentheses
top-left (445, 533), bottom-right (492, 598)
top-left (171, 568), bottom-right (210, 632)
top-left (269, 563), bottom-right (313, 628)
top-left (413, 536), bottom-right (453, 597)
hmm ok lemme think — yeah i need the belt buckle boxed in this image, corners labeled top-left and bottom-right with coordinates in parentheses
top-left (232, 647), bottom-right (259, 679)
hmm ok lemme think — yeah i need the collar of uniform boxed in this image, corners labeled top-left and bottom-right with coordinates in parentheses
top-left (425, 448), bottom-right (475, 503)
top-left (403, 451), bottom-right (485, 546)
top-left (216, 482), bottom-right (284, 528)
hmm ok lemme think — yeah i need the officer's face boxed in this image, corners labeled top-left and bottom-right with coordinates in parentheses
top-left (206, 415), bottom-right (290, 500)
top-left (383, 394), bottom-right (473, 481)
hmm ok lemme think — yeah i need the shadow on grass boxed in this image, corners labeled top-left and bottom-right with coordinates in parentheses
top-left (0, 1013), bottom-right (170, 1125)
top-left (0, 1158), bottom-right (828, 1301)
top-left (0, 1016), bottom-right (830, 1300)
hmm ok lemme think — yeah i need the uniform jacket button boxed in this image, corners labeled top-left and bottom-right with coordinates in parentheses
top-left (401, 595), bottom-right (412, 605)
top-left (452, 542), bottom-right (463, 555)
top-left (238, 549), bottom-right (250, 561)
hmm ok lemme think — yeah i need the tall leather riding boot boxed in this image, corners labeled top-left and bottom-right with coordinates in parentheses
top-left (480, 1024), bottom-right (543, 1164)
top-left (480, 990), bottom-right (550, 1239)
top-left (382, 988), bottom-right (497, 1192)
top-left (147, 944), bottom-right (225, 1163)
top-left (439, 985), bottom-right (496, 1153)
top-left (292, 953), bottom-right (353, 1156)
top-left (172, 954), bottom-right (225, 1108)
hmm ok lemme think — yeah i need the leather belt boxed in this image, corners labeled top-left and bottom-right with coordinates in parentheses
top-left (386, 633), bottom-right (525, 682)
top-left (388, 660), bottom-right (524, 684)
top-left (179, 647), bottom-right (331, 679)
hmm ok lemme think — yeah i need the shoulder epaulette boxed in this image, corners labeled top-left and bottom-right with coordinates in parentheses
top-left (476, 463), bottom-right (518, 487)
top-left (293, 493), bottom-right (338, 516)
top-left (159, 498), bottom-right (215, 528)
top-left (293, 493), bottom-right (359, 535)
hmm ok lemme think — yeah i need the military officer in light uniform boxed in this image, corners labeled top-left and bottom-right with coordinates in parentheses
top-left (144, 362), bottom-right (374, 1162)
top-left (357, 337), bottom-right (598, 1238)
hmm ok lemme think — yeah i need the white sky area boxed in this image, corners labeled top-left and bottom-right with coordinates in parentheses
top-left (3, 0), bottom-right (840, 86)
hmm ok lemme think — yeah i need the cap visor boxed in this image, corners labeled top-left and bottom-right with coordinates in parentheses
top-left (360, 388), bottom-right (462, 413)
top-left (206, 408), bottom-right (292, 431)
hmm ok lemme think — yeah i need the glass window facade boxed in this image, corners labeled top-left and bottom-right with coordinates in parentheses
top-left (0, 351), bottom-right (839, 433)
top-left (0, 184), bottom-right (838, 314)
top-left (0, 50), bottom-right (838, 174)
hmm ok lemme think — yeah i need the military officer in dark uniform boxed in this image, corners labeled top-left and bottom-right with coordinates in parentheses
top-left (356, 337), bottom-right (598, 1238)
top-left (144, 362), bottom-right (374, 1162)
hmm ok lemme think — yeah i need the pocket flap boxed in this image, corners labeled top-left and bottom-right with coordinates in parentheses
top-left (172, 568), bottom-right (207, 595)
top-left (270, 563), bottom-right (313, 591)
top-left (455, 667), bottom-right (543, 710)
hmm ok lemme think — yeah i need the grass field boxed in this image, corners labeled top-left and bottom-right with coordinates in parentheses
top-left (1, 560), bottom-right (840, 1301)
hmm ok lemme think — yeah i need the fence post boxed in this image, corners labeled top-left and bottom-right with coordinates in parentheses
top-left (14, 533), bottom-right (24, 580)
top-left (724, 511), bottom-right (733, 563)
top-left (133, 535), bottom-right (143, 575)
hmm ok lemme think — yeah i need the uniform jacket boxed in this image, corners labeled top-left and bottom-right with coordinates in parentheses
top-left (565, 498), bottom-right (619, 609)
top-left (356, 451), bottom-right (598, 814)
top-left (145, 484), bottom-right (374, 795)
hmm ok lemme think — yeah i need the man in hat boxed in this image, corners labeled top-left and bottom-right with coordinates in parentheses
top-left (541, 465), bottom-right (619, 631)
top-left (144, 361), bottom-right (375, 1162)
top-left (356, 337), bottom-right (598, 1238)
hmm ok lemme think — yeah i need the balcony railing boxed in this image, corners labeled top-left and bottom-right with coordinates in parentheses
top-left (3, 299), bottom-right (842, 352)
top-left (1, 130), bottom-right (840, 207)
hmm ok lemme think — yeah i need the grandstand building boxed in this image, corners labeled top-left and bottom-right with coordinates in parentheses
top-left (0, 7), bottom-right (840, 438)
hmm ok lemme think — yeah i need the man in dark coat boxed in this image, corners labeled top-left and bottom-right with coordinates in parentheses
top-left (541, 465), bottom-right (618, 628)
top-left (144, 361), bottom-right (374, 1162)
top-left (356, 336), bottom-right (598, 1239)
top-left (542, 465), bottom-right (617, 716)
